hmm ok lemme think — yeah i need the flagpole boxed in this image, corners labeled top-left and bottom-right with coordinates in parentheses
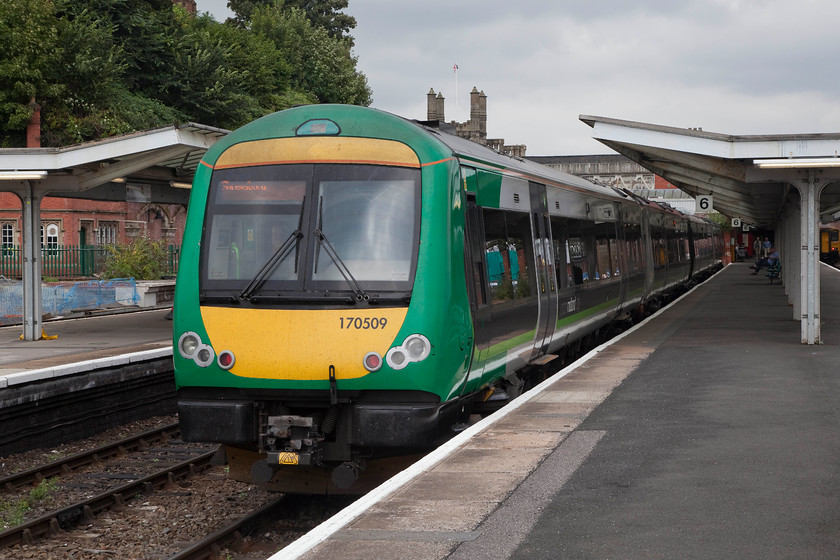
top-left (453, 63), bottom-right (458, 117)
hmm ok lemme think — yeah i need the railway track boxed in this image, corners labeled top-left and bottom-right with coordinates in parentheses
top-left (0, 449), bottom-right (218, 549)
top-left (0, 422), bottom-right (183, 493)
top-left (0, 420), bottom-right (352, 558)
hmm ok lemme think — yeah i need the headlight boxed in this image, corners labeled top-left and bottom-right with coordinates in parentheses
top-left (386, 334), bottom-right (431, 370)
top-left (386, 347), bottom-right (408, 370)
top-left (178, 332), bottom-right (200, 358)
top-left (177, 331), bottom-right (217, 368)
top-left (404, 334), bottom-right (431, 361)
top-left (195, 347), bottom-right (214, 367)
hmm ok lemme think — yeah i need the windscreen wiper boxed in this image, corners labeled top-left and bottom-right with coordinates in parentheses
top-left (239, 229), bottom-right (302, 300)
top-left (312, 196), bottom-right (368, 302)
top-left (313, 229), bottom-right (369, 302)
top-left (240, 198), bottom-right (306, 301)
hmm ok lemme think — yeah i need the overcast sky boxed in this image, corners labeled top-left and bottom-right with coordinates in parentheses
top-left (195, 0), bottom-right (840, 156)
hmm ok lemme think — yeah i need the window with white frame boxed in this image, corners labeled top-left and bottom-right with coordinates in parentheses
top-left (1, 223), bottom-right (14, 249)
top-left (41, 222), bottom-right (60, 253)
top-left (97, 222), bottom-right (118, 245)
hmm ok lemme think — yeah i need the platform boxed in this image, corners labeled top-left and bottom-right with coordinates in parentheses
top-left (0, 308), bottom-right (171, 368)
top-left (281, 263), bottom-right (840, 559)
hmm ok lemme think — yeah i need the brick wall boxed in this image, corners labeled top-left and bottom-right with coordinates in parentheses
top-left (0, 192), bottom-right (185, 247)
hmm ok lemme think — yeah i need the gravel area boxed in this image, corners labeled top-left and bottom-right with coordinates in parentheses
top-left (0, 415), bottom-right (353, 559)
top-left (0, 415), bottom-right (180, 477)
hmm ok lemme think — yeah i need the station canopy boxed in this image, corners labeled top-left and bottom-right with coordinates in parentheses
top-left (0, 123), bottom-right (228, 203)
top-left (0, 122), bottom-right (228, 341)
top-left (579, 115), bottom-right (840, 228)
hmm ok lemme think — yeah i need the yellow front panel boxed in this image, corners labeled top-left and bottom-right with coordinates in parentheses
top-left (214, 137), bottom-right (420, 170)
top-left (200, 307), bottom-right (408, 380)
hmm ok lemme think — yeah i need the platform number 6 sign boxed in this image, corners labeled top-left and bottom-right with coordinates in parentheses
top-left (697, 195), bottom-right (713, 212)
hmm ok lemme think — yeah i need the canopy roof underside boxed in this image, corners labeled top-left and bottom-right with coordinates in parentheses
top-left (580, 115), bottom-right (840, 228)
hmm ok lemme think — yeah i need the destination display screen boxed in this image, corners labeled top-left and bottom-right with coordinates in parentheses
top-left (215, 180), bottom-right (306, 204)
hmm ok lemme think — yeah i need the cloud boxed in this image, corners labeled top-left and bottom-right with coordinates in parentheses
top-left (198, 0), bottom-right (840, 155)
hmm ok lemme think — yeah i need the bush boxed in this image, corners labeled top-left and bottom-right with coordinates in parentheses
top-left (102, 238), bottom-right (169, 280)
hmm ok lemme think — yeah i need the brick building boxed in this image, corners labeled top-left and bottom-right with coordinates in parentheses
top-left (0, 192), bottom-right (186, 251)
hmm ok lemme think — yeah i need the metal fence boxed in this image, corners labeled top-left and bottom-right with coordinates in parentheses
top-left (0, 245), bottom-right (180, 279)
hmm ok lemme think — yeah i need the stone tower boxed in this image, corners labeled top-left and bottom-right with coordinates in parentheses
top-left (423, 87), bottom-right (524, 157)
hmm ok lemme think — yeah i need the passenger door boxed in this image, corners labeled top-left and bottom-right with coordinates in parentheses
top-left (529, 182), bottom-right (558, 359)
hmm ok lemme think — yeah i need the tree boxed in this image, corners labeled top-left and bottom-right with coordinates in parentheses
top-left (251, 5), bottom-right (371, 105)
top-left (0, 0), bottom-right (371, 146)
top-left (283, 0), bottom-right (356, 41)
top-left (102, 237), bottom-right (170, 280)
top-left (0, 0), bottom-right (63, 144)
top-left (229, 0), bottom-right (356, 41)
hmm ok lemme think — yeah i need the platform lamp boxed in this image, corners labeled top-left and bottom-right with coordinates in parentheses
top-left (0, 170), bottom-right (48, 180)
top-left (754, 157), bottom-right (840, 168)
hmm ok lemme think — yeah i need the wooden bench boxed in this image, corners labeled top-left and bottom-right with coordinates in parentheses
top-left (765, 262), bottom-right (781, 284)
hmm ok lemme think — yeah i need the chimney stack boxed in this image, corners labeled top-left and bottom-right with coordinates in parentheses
top-left (27, 98), bottom-right (41, 148)
top-left (478, 90), bottom-right (487, 135)
top-left (427, 88), bottom-right (438, 120)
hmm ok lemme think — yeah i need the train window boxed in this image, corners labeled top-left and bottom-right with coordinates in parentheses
top-left (461, 166), bottom-right (477, 193)
top-left (651, 226), bottom-right (667, 268)
top-left (621, 222), bottom-right (644, 275)
top-left (310, 165), bottom-right (419, 286)
top-left (203, 165), bottom-right (310, 286)
top-left (564, 218), bottom-right (617, 283)
top-left (481, 208), bottom-right (535, 304)
top-left (465, 198), bottom-right (487, 307)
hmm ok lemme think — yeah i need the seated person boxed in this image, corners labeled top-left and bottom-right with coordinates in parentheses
top-left (751, 248), bottom-right (779, 274)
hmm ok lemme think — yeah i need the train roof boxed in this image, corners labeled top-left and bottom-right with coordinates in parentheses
top-left (413, 119), bottom-right (625, 201)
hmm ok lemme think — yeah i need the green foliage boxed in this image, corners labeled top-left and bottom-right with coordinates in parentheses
top-left (231, 0), bottom-right (357, 41)
top-left (102, 237), bottom-right (170, 280)
top-left (0, 0), bottom-right (370, 146)
top-left (517, 272), bottom-right (531, 298)
top-left (29, 477), bottom-right (59, 501)
top-left (251, 5), bottom-right (371, 105)
top-left (0, 0), bottom-right (63, 141)
top-left (0, 478), bottom-right (58, 530)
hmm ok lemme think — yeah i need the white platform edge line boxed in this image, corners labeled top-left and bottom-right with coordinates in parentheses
top-left (271, 267), bottom-right (720, 559)
top-left (2, 346), bottom-right (173, 387)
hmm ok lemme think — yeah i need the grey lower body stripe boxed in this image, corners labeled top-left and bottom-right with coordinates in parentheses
top-left (447, 430), bottom-right (606, 560)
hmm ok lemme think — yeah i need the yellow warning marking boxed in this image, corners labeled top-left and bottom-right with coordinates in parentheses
top-left (277, 452), bottom-right (299, 466)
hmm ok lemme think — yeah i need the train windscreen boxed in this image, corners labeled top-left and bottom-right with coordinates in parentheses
top-left (200, 163), bottom-right (421, 302)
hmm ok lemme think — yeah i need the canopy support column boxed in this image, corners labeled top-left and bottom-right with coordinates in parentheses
top-left (800, 171), bottom-right (820, 344)
top-left (21, 181), bottom-right (42, 341)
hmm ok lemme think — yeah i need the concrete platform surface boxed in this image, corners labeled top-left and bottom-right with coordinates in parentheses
top-left (281, 263), bottom-right (840, 560)
top-left (0, 308), bottom-right (172, 374)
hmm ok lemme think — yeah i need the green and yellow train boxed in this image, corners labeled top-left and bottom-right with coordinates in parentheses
top-left (173, 105), bottom-right (723, 492)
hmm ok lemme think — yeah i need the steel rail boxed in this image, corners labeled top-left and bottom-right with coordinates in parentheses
top-left (0, 448), bottom-right (216, 548)
top-left (166, 496), bottom-right (289, 560)
top-left (0, 422), bottom-right (182, 493)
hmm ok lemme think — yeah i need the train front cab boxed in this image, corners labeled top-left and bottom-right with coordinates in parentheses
top-left (174, 107), bottom-right (483, 492)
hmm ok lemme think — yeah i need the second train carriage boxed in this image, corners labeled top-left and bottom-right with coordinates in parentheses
top-left (173, 105), bottom-right (723, 492)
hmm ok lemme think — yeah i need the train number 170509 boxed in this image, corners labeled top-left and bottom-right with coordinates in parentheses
top-left (339, 317), bottom-right (388, 330)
